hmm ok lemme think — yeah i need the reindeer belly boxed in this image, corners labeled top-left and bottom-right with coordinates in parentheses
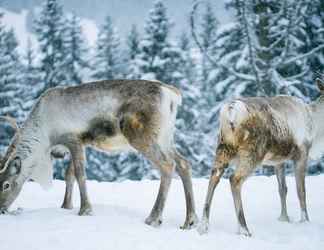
top-left (80, 116), bottom-right (134, 152)
top-left (262, 137), bottom-right (297, 166)
top-left (262, 152), bottom-right (289, 165)
top-left (94, 134), bottom-right (133, 152)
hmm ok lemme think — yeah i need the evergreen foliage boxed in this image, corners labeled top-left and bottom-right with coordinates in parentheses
top-left (92, 16), bottom-right (122, 80)
top-left (34, 0), bottom-right (67, 89)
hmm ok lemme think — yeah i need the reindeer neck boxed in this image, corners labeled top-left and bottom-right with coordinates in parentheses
top-left (16, 110), bottom-right (50, 183)
top-left (310, 97), bottom-right (324, 142)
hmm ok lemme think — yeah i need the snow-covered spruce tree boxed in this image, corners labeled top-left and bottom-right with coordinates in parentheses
top-left (137, 0), bottom-right (183, 84)
top-left (34, 0), bottom-right (67, 89)
top-left (178, 32), bottom-right (197, 85)
top-left (0, 15), bottom-right (24, 121)
top-left (92, 15), bottom-right (123, 80)
top-left (195, 0), bottom-right (318, 100)
top-left (174, 31), bottom-right (214, 177)
top-left (62, 13), bottom-right (89, 85)
top-left (198, 1), bottom-right (218, 89)
top-left (0, 12), bottom-right (24, 153)
top-left (126, 24), bottom-right (141, 79)
top-left (22, 38), bottom-right (43, 116)
top-left (302, 0), bottom-right (324, 174)
top-left (201, 2), bottom-right (250, 100)
top-left (303, 0), bottom-right (324, 84)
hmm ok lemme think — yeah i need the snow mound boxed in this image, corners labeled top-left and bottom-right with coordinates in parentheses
top-left (1, 176), bottom-right (324, 250)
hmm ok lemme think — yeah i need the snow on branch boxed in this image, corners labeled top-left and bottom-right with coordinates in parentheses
top-left (282, 43), bottom-right (324, 66)
top-left (190, 0), bottom-right (255, 82)
top-left (240, 0), bottom-right (264, 95)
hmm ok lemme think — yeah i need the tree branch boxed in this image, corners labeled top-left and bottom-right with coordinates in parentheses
top-left (190, 0), bottom-right (255, 82)
top-left (240, 0), bottom-right (264, 95)
top-left (282, 43), bottom-right (324, 66)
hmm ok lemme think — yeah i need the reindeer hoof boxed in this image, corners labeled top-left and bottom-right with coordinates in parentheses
top-left (0, 207), bottom-right (23, 215)
top-left (61, 203), bottom-right (73, 210)
top-left (197, 219), bottom-right (209, 235)
top-left (145, 216), bottom-right (162, 227)
top-left (278, 214), bottom-right (290, 222)
top-left (299, 217), bottom-right (310, 223)
top-left (181, 213), bottom-right (199, 230)
top-left (300, 211), bottom-right (310, 223)
top-left (237, 226), bottom-right (252, 237)
top-left (78, 204), bottom-right (93, 216)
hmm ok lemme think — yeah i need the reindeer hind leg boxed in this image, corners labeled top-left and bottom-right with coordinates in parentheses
top-left (173, 150), bottom-right (198, 229)
top-left (136, 144), bottom-right (175, 227)
top-left (275, 164), bottom-right (289, 222)
top-left (229, 158), bottom-right (255, 237)
top-left (197, 144), bottom-right (232, 235)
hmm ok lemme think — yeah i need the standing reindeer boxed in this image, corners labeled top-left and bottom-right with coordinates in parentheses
top-left (0, 79), bottom-right (198, 229)
top-left (198, 79), bottom-right (324, 236)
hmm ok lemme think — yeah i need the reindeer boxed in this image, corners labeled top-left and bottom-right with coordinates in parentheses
top-left (0, 79), bottom-right (198, 229)
top-left (197, 79), bottom-right (324, 236)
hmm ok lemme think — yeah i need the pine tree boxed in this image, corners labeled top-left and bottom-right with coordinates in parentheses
top-left (193, 0), bottom-right (323, 176)
top-left (202, 0), bottom-right (316, 99)
top-left (34, 0), bottom-right (67, 89)
top-left (0, 12), bottom-right (24, 152)
top-left (303, 0), bottom-right (324, 84)
top-left (204, 1), bottom-right (251, 100)
top-left (244, 0), bottom-right (315, 97)
top-left (126, 24), bottom-right (141, 79)
top-left (0, 14), bottom-right (23, 120)
top-left (127, 24), bottom-right (140, 61)
top-left (22, 38), bottom-right (43, 117)
top-left (92, 16), bottom-right (122, 80)
top-left (199, 1), bottom-right (218, 86)
top-left (63, 13), bottom-right (89, 84)
top-left (174, 31), bottom-right (213, 177)
top-left (138, 0), bottom-right (180, 82)
top-left (178, 32), bottom-right (196, 84)
top-left (162, 42), bottom-right (184, 84)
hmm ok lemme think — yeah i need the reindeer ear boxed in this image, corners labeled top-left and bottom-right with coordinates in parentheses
top-left (316, 78), bottom-right (324, 93)
top-left (8, 157), bottom-right (21, 176)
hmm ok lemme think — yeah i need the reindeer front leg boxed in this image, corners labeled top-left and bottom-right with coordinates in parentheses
top-left (66, 137), bottom-right (92, 216)
top-left (61, 160), bottom-right (75, 209)
top-left (140, 145), bottom-right (175, 227)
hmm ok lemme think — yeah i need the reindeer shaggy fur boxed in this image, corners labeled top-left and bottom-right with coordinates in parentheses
top-left (0, 79), bottom-right (198, 229)
top-left (198, 79), bottom-right (324, 236)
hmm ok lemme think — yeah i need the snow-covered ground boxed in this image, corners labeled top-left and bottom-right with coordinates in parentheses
top-left (1, 176), bottom-right (324, 250)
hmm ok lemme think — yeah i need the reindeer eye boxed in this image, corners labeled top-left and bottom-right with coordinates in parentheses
top-left (2, 181), bottom-right (11, 192)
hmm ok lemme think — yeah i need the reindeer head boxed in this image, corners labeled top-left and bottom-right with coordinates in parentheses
top-left (0, 117), bottom-right (23, 210)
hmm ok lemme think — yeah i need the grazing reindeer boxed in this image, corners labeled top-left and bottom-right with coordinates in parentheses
top-left (198, 79), bottom-right (324, 236)
top-left (0, 79), bottom-right (198, 229)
